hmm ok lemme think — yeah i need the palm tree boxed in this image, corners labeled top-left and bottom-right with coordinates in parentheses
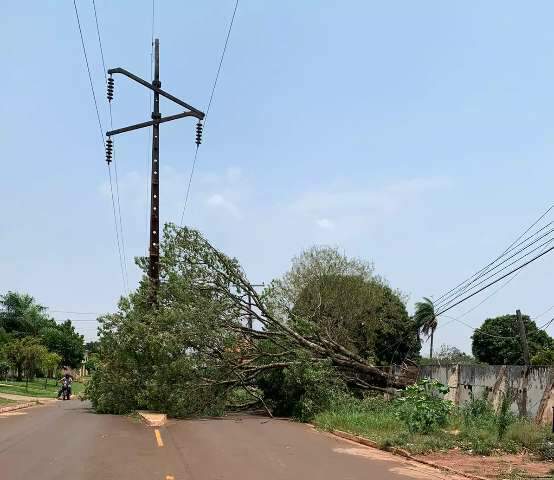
top-left (414, 297), bottom-right (438, 359)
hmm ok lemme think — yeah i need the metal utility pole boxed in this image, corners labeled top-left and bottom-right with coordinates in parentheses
top-left (105, 39), bottom-right (205, 305)
top-left (246, 283), bottom-right (265, 329)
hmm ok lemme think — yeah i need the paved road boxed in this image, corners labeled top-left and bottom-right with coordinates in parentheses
top-left (0, 401), bottom-right (465, 480)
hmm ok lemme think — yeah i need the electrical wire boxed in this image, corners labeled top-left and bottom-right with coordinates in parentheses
top-left (179, 0), bottom-right (239, 225)
top-left (436, 233), bottom-right (554, 312)
top-left (436, 244), bottom-right (554, 316)
top-left (435, 222), bottom-right (554, 309)
top-left (92, 0), bottom-right (130, 294)
top-left (434, 204), bottom-right (554, 305)
top-left (73, 0), bottom-right (127, 294)
top-left (49, 310), bottom-right (101, 315)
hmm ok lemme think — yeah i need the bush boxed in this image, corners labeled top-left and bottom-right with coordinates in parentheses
top-left (461, 393), bottom-right (495, 427)
top-left (257, 360), bottom-right (345, 421)
top-left (395, 379), bottom-right (452, 433)
top-left (0, 360), bottom-right (9, 380)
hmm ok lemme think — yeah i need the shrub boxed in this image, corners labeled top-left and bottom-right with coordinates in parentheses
top-left (395, 379), bottom-right (452, 433)
top-left (257, 360), bottom-right (345, 421)
top-left (497, 392), bottom-right (514, 440)
top-left (462, 393), bottom-right (495, 427)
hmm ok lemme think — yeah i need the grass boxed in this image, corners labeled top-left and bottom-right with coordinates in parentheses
top-left (313, 393), bottom-right (554, 458)
top-left (0, 378), bottom-right (84, 398)
top-left (0, 397), bottom-right (16, 406)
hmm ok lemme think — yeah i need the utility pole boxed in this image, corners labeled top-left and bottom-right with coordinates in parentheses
top-left (246, 283), bottom-right (265, 329)
top-left (517, 308), bottom-right (530, 418)
top-left (105, 39), bottom-right (205, 305)
top-left (516, 309), bottom-right (530, 366)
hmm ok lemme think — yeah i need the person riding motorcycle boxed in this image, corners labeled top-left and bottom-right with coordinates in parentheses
top-left (57, 373), bottom-right (73, 400)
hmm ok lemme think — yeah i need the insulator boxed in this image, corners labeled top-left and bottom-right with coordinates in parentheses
top-left (105, 137), bottom-right (113, 164)
top-left (195, 121), bottom-right (203, 146)
top-left (107, 76), bottom-right (114, 102)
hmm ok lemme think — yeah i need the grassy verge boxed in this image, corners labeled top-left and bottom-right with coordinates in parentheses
top-left (0, 379), bottom-right (84, 398)
top-left (313, 394), bottom-right (554, 458)
top-left (0, 397), bottom-right (16, 406)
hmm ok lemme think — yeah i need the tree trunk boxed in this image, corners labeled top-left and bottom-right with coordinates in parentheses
top-left (429, 329), bottom-right (434, 359)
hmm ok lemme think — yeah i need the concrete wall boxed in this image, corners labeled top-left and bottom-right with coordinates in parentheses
top-left (419, 364), bottom-right (554, 424)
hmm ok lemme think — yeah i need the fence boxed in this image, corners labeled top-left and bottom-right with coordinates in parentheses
top-left (419, 364), bottom-right (554, 424)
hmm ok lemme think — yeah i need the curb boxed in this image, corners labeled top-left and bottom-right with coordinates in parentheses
top-left (327, 429), bottom-right (489, 480)
top-left (0, 401), bottom-right (39, 414)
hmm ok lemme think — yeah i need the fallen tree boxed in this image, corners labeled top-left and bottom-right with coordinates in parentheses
top-left (87, 224), bottom-right (419, 418)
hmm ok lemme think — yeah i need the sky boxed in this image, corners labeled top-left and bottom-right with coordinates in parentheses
top-left (2, 1), bottom-right (554, 350)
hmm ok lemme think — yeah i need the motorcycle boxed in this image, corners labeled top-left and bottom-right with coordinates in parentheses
top-left (61, 385), bottom-right (70, 400)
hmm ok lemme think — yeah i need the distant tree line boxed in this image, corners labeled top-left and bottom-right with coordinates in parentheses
top-left (0, 292), bottom-right (86, 384)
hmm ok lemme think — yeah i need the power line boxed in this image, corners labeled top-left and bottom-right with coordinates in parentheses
top-left (436, 244), bottom-right (554, 316)
top-left (73, 0), bottom-right (104, 148)
top-left (72, 0), bottom-right (128, 294)
top-left (434, 204), bottom-right (554, 306)
top-left (179, 0), bottom-right (239, 225)
top-left (50, 310), bottom-right (101, 316)
top-left (435, 221), bottom-right (554, 309)
top-left (436, 232), bottom-right (554, 312)
top-left (92, 0), bottom-right (130, 294)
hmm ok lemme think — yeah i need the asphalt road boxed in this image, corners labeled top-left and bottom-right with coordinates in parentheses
top-left (0, 401), bottom-right (465, 480)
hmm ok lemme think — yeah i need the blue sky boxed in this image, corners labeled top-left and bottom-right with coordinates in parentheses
top-left (2, 1), bottom-right (554, 349)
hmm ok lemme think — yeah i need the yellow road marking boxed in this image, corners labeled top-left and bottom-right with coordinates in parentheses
top-left (155, 428), bottom-right (164, 447)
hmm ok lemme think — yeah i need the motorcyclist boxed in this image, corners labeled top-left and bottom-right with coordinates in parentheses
top-left (57, 372), bottom-right (73, 400)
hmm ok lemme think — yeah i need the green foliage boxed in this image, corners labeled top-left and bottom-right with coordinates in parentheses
top-left (42, 352), bottom-right (61, 379)
top-left (85, 352), bottom-right (99, 373)
top-left (531, 347), bottom-right (554, 365)
top-left (0, 291), bottom-right (54, 337)
top-left (257, 360), bottom-right (345, 421)
top-left (461, 393), bottom-right (495, 427)
top-left (472, 314), bottom-right (553, 365)
top-left (414, 297), bottom-right (437, 337)
top-left (4, 337), bottom-right (27, 380)
top-left (271, 246), bottom-right (420, 364)
top-left (40, 320), bottom-right (84, 368)
top-left (0, 360), bottom-right (9, 380)
top-left (395, 379), bottom-right (451, 433)
top-left (315, 387), bottom-right (554, 458)
top-left (497, 392), bottom-right (514, 440)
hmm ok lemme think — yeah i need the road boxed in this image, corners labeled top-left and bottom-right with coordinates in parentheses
top-left (0, 401), bottom-right (465, 480)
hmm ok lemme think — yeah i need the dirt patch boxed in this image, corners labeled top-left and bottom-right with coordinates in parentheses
top-left (416, 450), bottom-right (554, 479)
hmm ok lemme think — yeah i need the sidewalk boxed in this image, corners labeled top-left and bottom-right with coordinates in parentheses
top-left (0, 392), bottom-right (55, 403)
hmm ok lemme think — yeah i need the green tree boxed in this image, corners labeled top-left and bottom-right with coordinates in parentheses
top-left (272, 246), bottom-right (420, 365)
top-left (0, 291), bottom-right (54, 337)
top-left (41, 351), bottom-right (62, 387)
top-left (414, 297), bottom-right (437, 359)
top-left (472, 314), bottom-right (553, 365)
top-left (21, 338), bottom-right (47, 389)
top-left (85, 341), bottom-right (100, 354)
top-left (5, 338), bottom-right (26, 381)
top-left (40, 320), bottom-right (85, 368)
top-left (531, 348), bottom-right (554, 366)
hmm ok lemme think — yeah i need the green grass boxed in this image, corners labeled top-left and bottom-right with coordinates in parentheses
top-left (0, 397), bottom-right (16, 406)
top-left (0, 378), bottom-right (84, 398)
top-left (313, 393), bottom-right (554, 458)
